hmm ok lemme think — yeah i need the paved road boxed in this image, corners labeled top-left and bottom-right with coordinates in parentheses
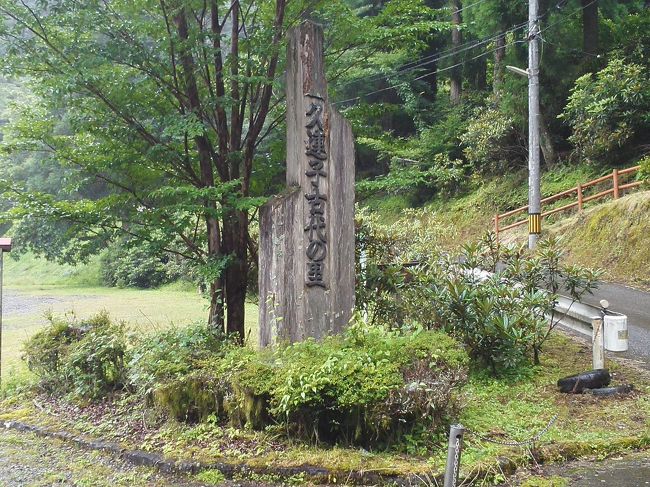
top-left (582, 282), bottom-right (650, 368)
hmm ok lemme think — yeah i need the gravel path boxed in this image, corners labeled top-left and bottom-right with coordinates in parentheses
top-left (3, 290), bottom-right (92, 318)
top-left (0, 428), bottom-right (281, 487)
top-left (0, 428), bottom-right (200, 487)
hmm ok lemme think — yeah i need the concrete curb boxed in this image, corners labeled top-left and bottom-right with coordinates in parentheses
top-left (1, 419), bottom-right (436, 485)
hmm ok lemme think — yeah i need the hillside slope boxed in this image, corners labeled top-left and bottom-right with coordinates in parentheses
top-left (502, 190), bottom-right (650, 290)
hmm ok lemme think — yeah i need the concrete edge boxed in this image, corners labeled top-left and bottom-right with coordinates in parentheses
top-left (0, 419), bottom-right (436, 485)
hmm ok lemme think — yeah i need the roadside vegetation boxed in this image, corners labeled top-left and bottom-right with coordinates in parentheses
top-left (0, 1), bottom-right (648, 485)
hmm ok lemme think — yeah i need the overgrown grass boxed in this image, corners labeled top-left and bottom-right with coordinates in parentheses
top-left (4, 252), bottom-right (103, 288)
top-left (502, 190), bottom-right (650, 289)
top-left (2, 331), bottom-right (648, 485)
top-left (359, 163), bottom-right (603, 251)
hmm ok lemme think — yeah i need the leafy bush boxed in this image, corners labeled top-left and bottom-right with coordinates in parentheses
top-left (355, 209), bottom-right (601, 373)
top-left (129, 320), bottom-right (468, 447)
top-left (460, 105), bottom-right (523, 172)
top-left (23, 311), bottom-right (128, 399)
top-left (100, 240), bottom-right (182, 289)
top-left (234, 322), bottom-right (468, 446)
top-left (639, 155), bottom-right (650, 182)
top-left (560, 57), bottom-right (650, 162)
top-left (128, 323), bottom-right (240, 422)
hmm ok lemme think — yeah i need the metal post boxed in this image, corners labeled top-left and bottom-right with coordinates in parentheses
top-left (443, 424), bottom-right (465, 487)
top-left (592, 316), bottom-right (605, 370)
top-left (528, 0), bottom-right (541, 249)
top-left (0, 238), bottom-right (11, 389)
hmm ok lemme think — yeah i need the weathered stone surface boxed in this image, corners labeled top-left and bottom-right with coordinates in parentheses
top-left (258, 21), bottom-right (355, 346)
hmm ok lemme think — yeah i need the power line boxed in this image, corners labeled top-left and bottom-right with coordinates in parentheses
top-left (335, 20), bottom-right (530, 89)
top-left (333, 38), bottom-right (527, 106)
top-left (333, 0), bottom-right (602, 106)
top-left (539, 0), bottom-right (599, 35)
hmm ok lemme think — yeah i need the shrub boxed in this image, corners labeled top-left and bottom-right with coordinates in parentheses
top-left (355, 209), bottom-right (601, 373)
top-left (63, 312), bottom-right (129, 399)
top-left (639, 155), bottom-right (650, 182)
top-left (560, 57), bottom-right (650, 162)
top-left (100, 240), bottom-right (181, 289)
top-left (23, 311), bottom-right (128, 399)
top-left (128, 323), bottom-right (248, 422)
top-left (234, 321), bottom-right (468, 446)
top-left (460, 105), bottom-right (523, 172)
top-left (129, 320), bottom-right (468, 447)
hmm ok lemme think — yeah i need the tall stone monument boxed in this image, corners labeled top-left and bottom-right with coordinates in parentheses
top-left (258, 21), bottom-right (355, 347)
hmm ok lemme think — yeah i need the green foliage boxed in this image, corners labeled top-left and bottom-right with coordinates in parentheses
top-left (639, 155), bottom-right (650, 182)
top-left (100, 240), bottom-right (181, 289)
top-left (448, 234), bottom-right (603, 368)
top-left (195, 470), bottom-right (226, 485)
top-left (561, 57), bottom-right (650, 162)
top-left (23, 311), bottom-right (128, 399)
top-left (128, 323), bottom-right (230, 397)
top-left (127, 320), bottom-right (468, 447)
top-left (460, 105), bottom-right (523, 172)
top-left (355, 209), bottom-right (601, 373)
top-left (245, 322), bottom-right (468, 446)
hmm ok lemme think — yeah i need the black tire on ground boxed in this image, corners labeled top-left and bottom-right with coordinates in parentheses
top-left (557, 369), bottom-right (611, 393)
top-left (585, 384), bottom-right (634, 396)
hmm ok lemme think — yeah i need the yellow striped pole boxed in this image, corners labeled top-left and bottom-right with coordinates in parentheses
top-left (528, 213), bottom-right (541, 235)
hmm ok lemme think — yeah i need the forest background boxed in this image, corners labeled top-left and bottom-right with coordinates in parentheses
top-left (0, 0), bottom-right (648, 334)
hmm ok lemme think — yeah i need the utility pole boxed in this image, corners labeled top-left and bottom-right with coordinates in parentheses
top-left (528, 0), bottom-right (542, 249)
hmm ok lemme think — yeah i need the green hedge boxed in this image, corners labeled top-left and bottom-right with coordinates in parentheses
top-left (134, 321), bottom-right (469, 447)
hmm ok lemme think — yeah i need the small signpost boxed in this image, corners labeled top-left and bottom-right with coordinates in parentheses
top-left (0, 237), bottom-right (12, 387)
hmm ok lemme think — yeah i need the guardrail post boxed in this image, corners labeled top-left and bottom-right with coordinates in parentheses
top-left (592, 316), bottom-right (605, 370)
top-left (577, 183), bottom-right (583, 212)
top-left (613, 169), bottom-right (619, 199)
top-left (444, 424), bottom-right (465, 487)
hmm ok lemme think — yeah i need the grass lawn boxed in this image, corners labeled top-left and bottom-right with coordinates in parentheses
top-left (0, 253), bottom-right (259, 382)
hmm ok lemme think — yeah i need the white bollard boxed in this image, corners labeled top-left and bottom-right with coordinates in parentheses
top-left (592, 316), bottom-right (605, 370)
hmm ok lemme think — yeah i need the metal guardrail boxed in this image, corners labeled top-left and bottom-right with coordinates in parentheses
top-left (553, 295), bottom-right (625, 338)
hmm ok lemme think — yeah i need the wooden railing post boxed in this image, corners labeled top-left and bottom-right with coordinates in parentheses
top-left (613, 169), bottom-right (620, 199)
top-left (577, 183), bottom-right (583, 212)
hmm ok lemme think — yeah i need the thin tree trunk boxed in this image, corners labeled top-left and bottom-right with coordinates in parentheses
top-left (539, 112), bottom-right (557, 168)
top-left (474, 55), bottom-right (487, 91)
top-left (175, 8), bottom-right (226, 331)
top-left (581, 0), bottom-right (599, 57)
top-left (493, 32), bottom-right (506, 99)
top-left (450, 0), bottom-right (462, 104)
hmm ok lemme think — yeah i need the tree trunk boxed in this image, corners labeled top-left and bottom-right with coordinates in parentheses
top-left (582, 0), bottom-right (599, 58)
top-left (207, 215), bottom-right (225, 332)
top-left (539, 112), bottom-right (557, 168)
top-left (450, 0), bottom-right (462, 104)
top-left (493, 32), bottom-right (506, 99)
top-left (474, 56), bottom-right (488, 91)
top-left (222, 209), bottom-right (248, 343)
